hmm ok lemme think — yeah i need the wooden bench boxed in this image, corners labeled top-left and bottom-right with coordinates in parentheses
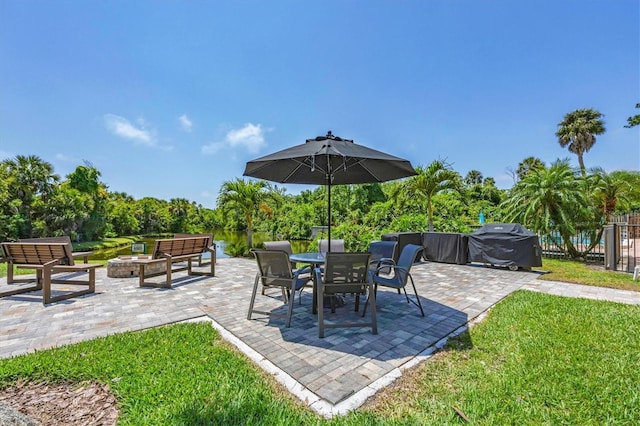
top-left (19, 236), bottom-right (92, 264)
top-left (134, 236), bottom-right (215, 288)
top-left (173, 233), bottom-right (216, 267)
top-left (1, 241), bottom-right (102, 305)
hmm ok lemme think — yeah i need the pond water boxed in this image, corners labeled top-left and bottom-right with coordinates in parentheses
top-left (87, 230), bottom-right (313, 260)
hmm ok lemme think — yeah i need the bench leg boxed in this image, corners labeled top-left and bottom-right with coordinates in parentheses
top-left (188, 253), bottom-right (216, 277)
top-left (166, 258), bottom-right (172, 287)
top-left (44, 267), bottom-right (98, 304)
top-left (88, 268), bottom-right (95, 293)
top-left (138, 260), bottom-right (173, 288)
top-left (42, 265), bottom-right (53, 305)
top-left (138, 264), bottom-right (146, 287)
top-left (7, 262), bottom-right (14, 283)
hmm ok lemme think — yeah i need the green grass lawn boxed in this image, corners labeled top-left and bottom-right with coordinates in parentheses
top-left (535, 258), bottom-right (640, 291)
top-left (71, 236), bottom-right (142, 252)
top-left (348, 291), bottom-right (640, 425)
top-left (1, 292), bottom-right (639, 424)
top-left (0, 323), bottom-right (316, 425)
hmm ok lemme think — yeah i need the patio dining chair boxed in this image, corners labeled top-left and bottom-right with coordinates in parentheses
top-left (365, 244), bottom-right (425, 317)
top-left (247, 249), bottom-right (311, 328)
top-left (316, 252), bottom-right (377, 338)
top-left (264, 241), bottom-right (311, 302)
top-left (367, 240), bottom-right (397, 273)
top-left (318, 239), bottom-right (345, 254)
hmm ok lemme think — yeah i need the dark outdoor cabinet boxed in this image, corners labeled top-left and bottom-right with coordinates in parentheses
top-left (467, 223), bottom-right (542, 269)
top-left (422, 232), bottom-right (469, 265)
top-left (381, 232), bottom-right (423, 262)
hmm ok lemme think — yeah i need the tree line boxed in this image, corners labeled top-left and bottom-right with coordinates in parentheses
top-left (0, 156), bottom-right (220, 242)
top-left (2, 107), bottom-right (639, 260)
top-left (217, 107), bottom-right (640, 259)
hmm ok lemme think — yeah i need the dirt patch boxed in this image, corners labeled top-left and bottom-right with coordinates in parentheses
top-left (0, 380), bottom-right (119, 425)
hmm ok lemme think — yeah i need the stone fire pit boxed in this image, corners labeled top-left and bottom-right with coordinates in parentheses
top-left (107, 255), bottom-right (166, 278)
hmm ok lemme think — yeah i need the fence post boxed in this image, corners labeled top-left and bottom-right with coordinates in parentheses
top-left (613, 223), bottom-right (619, 271)
top-left (604, 225), bottom-right (614, 270)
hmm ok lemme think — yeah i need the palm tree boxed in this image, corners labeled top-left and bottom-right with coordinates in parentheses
top-left (168, 198), bottom-right (192, 233)
top-left (501, 159), bottom-right (590, 258)
top-left (2, 155), bottom-right (59, 237)
top-left (555, 108), bottom-right (606, 176)
top-left (217, 178), bottom-right (274, 248)
top-left (464, 170), bottom-right (483, 186)
top-left (589, 168), bottom-right (632, 222)
top-left (516, 156), bottom-right (545, 181)
top-left (624, 103), bottom-right (640, 128)
top-left (393, 160), bottom-right (461, 232)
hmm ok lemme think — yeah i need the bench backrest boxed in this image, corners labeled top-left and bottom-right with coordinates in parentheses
top-left (1, 242), bottom-right (74, 266)
top-left (173, 233), bottom-right (214, 250)
top-left (152, 237), bottom-right (211, 259)
top-left (18, 236), bottom-right (79, 265)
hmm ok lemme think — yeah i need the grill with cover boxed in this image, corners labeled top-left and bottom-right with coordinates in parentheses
top-left (467, 223), bottom-right (542, 270)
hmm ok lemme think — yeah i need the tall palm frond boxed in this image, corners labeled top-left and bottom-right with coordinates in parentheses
top-left (556, 108), bottom-right (606, 176)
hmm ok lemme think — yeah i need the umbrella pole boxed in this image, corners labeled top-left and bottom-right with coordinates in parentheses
top-left (327, 178), bottom-right (331, 252)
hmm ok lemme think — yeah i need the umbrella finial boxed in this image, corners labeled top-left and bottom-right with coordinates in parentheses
top-left (327, 130), bottom-right (333, 138)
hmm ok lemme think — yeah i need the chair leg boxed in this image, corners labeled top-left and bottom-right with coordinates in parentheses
top-left (285, 284), bottom-right (295, 328)
top-left (318, 282), bottom-right (325, 338)
top-left (402, 287), bottom-right (411, 304)
top-left (409, 276), bottom-right (425, 317)
top-left (362, 284), bottom-right (377, 316)
top-left (247, 274), bottom-right (260, 320)
top-left (369, 282), bottom-right (377, 335)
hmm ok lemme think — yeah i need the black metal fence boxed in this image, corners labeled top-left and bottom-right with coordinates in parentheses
top-left (536, 222), bottom-right (639, 274)
top-left (604, 223), bottom-right (639, 273)
top-left (538, 229), bottom-right (605, 263)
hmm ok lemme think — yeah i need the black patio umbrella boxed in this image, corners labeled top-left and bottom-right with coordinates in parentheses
top-left (243, 131), bottom-right (417, 250)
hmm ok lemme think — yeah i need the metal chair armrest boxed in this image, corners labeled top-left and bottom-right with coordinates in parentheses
top-left (375, 264), bottom-right (409, 277)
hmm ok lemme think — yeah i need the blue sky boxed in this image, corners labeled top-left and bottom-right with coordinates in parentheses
top-left (1, 0), bottom-right (638, 208)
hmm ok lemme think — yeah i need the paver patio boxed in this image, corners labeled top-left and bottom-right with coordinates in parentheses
top-left (1, 258), bottom-right (638, 417)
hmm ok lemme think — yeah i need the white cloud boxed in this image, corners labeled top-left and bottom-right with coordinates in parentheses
top-left (179, 114), bottom-right (193, 132)
top-left (201, 123), bottom-right (268, 155)
top-left (226, 123), bottom-right (266, 153)
top-left (201, 141), bottom-right (225, 155)
top-left (104, 114), bottom-right (154, 146)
